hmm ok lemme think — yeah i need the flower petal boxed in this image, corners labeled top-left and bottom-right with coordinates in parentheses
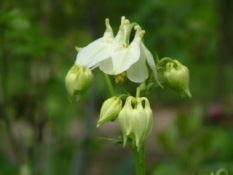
top-left (126, 53), bottom-right (148, 83)
top-left (76, 18), bottom-right (114, 68)
top-left (99, 57), bottom-right (113, 74)
top-left (76, 38), bottom-right (112, 68)
top-left (111, 38), bottom-right (141, 75)
top-left (141, 43), bottom-right (162, 87)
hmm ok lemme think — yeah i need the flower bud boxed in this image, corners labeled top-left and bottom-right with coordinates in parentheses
top-left (65, 65), bottom-right (94, 99)
top-left (97, 96), bottom-right (122, 127)
top-left (118, 96), bottom-right (153, 151)
top-left (164, 60), bottom-right (191, 98)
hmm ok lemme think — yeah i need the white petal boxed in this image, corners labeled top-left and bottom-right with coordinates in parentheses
top-left (111, 38), bottom-right (141, 75)
top-left (126, 53), bottom-right (148, 83)
top-left (76, 38), bottom-right (112, 68)
top-left (99, 58), bottom-right (113, 74)
top-left (141, 43), bottom-right (161, 86)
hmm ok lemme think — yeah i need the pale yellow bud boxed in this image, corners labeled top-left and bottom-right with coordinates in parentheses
top-left (65, 65), bottom-right (93, 100)
top-left (164, 60), bottom-right (191, 98)
top-left (97, 96), bottom-right (122, 127)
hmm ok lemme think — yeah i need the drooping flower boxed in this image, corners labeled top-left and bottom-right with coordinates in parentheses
top-left (164, 60), bottom-right (192, 98)
top-left (118, 96), bottom-right (153, 151)
top-left (65, 64), bottom-right (94, 100)
top-left (75, 16), bottom-right (160, 84)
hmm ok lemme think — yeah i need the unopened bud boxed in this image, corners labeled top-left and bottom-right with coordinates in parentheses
top-left (97, 96), bottom-right (122, 127)
top-left (118, 96), bottom-right (153, 151)
top-left (164, 60), bottom-right (191, 98)
top-left (65, 65), bottom-right (93, 99)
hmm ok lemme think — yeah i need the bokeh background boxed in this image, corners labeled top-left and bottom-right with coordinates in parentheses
top-left (0, 0), bottom-right (233, 174)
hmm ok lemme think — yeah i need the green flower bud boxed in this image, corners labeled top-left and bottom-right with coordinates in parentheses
top-left (118, 96), bottom-right (153, 151)
top-left (164, 60), bottom-right (192, 98)
top-left (65, 65), bottom-right (94, 100)
top-left (97, 96), bottom-right (122, 127)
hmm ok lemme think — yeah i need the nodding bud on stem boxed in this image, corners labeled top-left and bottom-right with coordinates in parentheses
top-left (118, 96), bottom-right (153, 151)
top-left (97, 96), bottom-right (122, 127)
top-left (164, 60), bottom-right (191, 98)
top-left (65, 65), bottom-right (94, 100)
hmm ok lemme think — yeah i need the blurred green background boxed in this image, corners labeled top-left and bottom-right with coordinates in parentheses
top-left (0, 0), bottom-right (233, 174)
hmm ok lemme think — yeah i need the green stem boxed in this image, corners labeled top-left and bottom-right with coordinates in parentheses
top-left (103, 73), bottom-right (114, 96)
top-left (133, 148), bottom-right (141, 175)
top-left (140, 144), bottom-right (146, 175)
top-left (216, 169), bottom-right (228, 175)
top-left (157, 57), bottom-right (174, 67)
top-left (132, 143), bottom-right (146, 175)
top-left (136, 87), bottom-right (140, 98)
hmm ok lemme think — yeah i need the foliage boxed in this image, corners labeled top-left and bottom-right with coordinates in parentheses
top-left (153, 106), bottom-right (233, 175)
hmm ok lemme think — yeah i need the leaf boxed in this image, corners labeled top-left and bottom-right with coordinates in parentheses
top-left (98, 137), bottom-right (123, 144)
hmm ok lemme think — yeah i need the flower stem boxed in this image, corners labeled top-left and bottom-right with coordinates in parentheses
top-left (132, 143), bottom-right (146, 175)
top-left (157, 57), bottom-right (174, 67)
top-left (103, 73), bottom-right (114, 96)
top-left (140, 144), bottom-right (146, 175)
top-left (133, 148), bottom-right (141, 175)
top-left (136, 87), bottom-right (140, 98)
top-left (216, 169), bottom-right (228, 175)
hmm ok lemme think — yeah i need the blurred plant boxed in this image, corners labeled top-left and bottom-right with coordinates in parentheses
top-left (199, 168), bottom-right (228, 175)
top-left (152, 106), bottom-right (233, 175)
top-left (66, 16), bottom-right (192, 175)
top-left (0, 6), bottom-right (78, 175)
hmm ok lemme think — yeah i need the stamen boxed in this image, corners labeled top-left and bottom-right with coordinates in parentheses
top-left (114, 72), bottom-right (127, 84)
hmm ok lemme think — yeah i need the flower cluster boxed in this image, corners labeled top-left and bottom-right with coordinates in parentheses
top-left (75, 16), bottom-right (159, 83)
top-left (65, 16), bottom-right (192, 153)
top-left (97, 96), bottom-right (153, 151)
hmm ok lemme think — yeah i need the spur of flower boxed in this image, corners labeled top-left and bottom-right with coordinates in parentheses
top-left (75, 16), bottom-right (160, 84)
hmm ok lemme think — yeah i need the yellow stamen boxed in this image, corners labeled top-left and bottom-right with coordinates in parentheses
top-left (114, 72), bottom-right (127, 84)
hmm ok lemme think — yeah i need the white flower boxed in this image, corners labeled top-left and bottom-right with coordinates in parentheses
top-left (75, 17), bottom-right (159, 83)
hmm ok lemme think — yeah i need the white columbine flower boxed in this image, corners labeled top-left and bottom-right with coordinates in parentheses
top-left (75, 16), bottom-right (159, 83)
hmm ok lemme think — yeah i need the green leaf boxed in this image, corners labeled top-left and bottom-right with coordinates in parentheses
top-left (98, 137), bottom-right (123, 144)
